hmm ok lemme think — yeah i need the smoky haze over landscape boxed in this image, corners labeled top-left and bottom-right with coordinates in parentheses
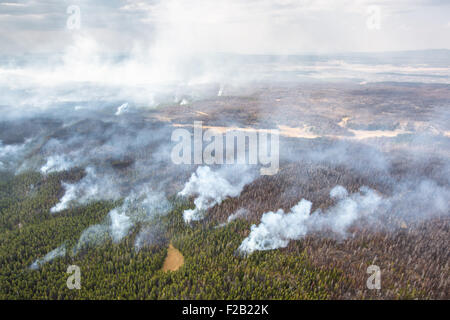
top-left (0, 0), bottom-right (449, 300)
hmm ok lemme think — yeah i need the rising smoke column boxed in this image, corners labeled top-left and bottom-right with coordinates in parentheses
top-left (115, 103), bottom-right (130, 116)
top-left (109, 208), bottom-right (133, 243)
top-left (107, 187), bottom-right (172, 243)
top-left (239, 185), bottom-right (383, 255)
top-left (178, 166), bottom-right (255, 223)
top-left (215, 208), bottom-right (249, 228)
top-left (227, 208), bottom-right (249, 223)
top-left (73, 225), bottom-right (110, 253)
top-left (29, 244), bottom-right (67, 270)
top-left (73, 186), bottom-right (172, 252)
top-left (40, 155), bottom-right (73, 174)
top-left (50, 167), bottom-right (121, 213)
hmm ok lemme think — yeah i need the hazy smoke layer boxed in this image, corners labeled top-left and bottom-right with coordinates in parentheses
top-left (239, 186), bottom-right (383, 254)
top-left (2, 29), bottom-right (448, 116)
top-left (0, 140), bottom-right (30, 171)
top-left (179, 166), bottom-right (255, 223)
top-left (387, 179), bottom-right (450, 223)
top-left (134, 223), bottom-right (168, 251)
top-left (29, 244), bottom-right (66, 270)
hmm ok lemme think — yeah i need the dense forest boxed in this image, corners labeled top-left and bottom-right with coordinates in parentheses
top-left (1, 169), bottom-right (446, 300)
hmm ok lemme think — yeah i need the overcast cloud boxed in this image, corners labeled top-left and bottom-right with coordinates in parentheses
top-left (0, 0), bottom-right (449, 54)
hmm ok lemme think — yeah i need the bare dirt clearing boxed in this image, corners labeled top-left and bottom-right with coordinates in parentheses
top-left (162, 244), bottom-right (184, 272)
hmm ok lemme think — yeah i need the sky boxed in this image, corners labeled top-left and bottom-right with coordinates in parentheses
top-left (0, 0), bottom-right (449, 55)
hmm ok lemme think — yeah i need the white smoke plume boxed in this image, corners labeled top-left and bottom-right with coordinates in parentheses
top-left (216, 208), bottom-right (250, 229)
top-left (29, 244), bottom-right (66, 270)
top-left (73, 225), bottom-right (110, 253)
top-left (227, 208), bottom-right (249, 223)
top-left (73, 186), bottom-right (172, 251)
top-left (40, 155), bottom-right (73, 174)
top-left (109, 208), bottom-right (133, 243)
top-left (108, 187), bottom-right (172, 243)
top-left (115, 103), bottom-right (130, 116)
top-left (178, 166), bottom-right (255, 223)
top-left (179, 99), bottom-right (189, 106)
top-left (50, 167), bottom-right (121, 213)
top-left (218, 84), bottom-right (225, 97)
top-left (239, 185), bottom-right (383, 255)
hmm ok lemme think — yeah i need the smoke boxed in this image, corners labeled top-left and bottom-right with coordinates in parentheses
top-left (0, 140), bottom-right (26, 158)
top-left (215, 208), bottom-right (249, 228)
top-left (0, 139), bottom-right (30, 171)
top-left (25, 117), bottom-right (178, 215)
top-left (227, 208), bottom-right (249, 223)
top-left (50, 167), bottom-right (121, 213)
top-left (73, 225), bottom-right (110, 253)
top-left (29, 244), bottom-right (66, 270)
top-left (239, 185), bottom-right (383, 254)
top-left (109, 208), bottom-right (133, 243)
top-left (115, 103), bottom-right (130, 116)
top-left (0, 0), bottom-right (448, 124)
top-left (387, 179), bottom-right (450, 223)
top-left (40, 155), bottom-right (73, 174)
top-left (0, 28), bottom-right (227, 111)
top-left (239, 179), bottom-right (449, 255)
top-left (178, 166), bottom-right (255, 223)
top-left (37, 130), bottom-right (146, 173)
top-left (329, 185), bottom-right (348, 200)
top-left (73, 186), bottom-right (172, 252)
top-left (239, 199), bottom-right (312, 254)
top-left (287, 139), bottom-right (391, 174)
top-left (2, 27), bottom-right (448, 117)
top-left (0, 0), bottom-right (448, 275)
top-left (134, 223), bottom-right (168, 251)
